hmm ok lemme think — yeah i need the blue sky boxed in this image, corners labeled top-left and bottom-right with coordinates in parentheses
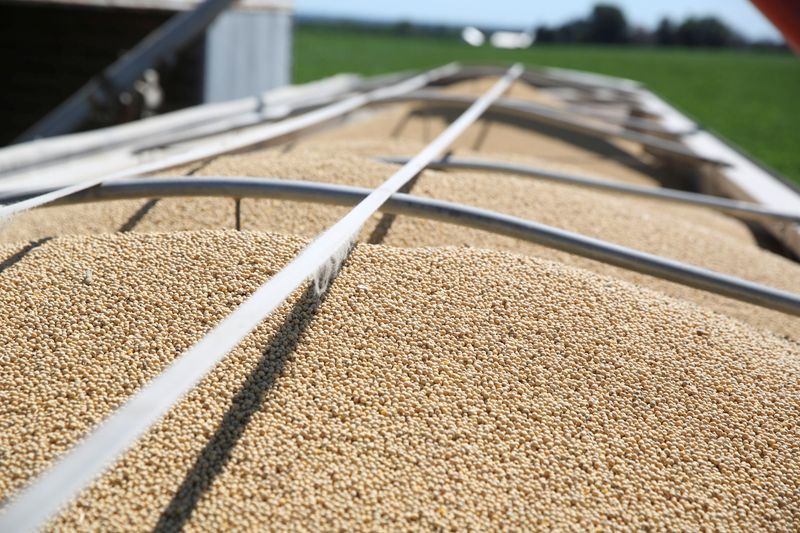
top-left (294, 0), bottom-right (782, 41)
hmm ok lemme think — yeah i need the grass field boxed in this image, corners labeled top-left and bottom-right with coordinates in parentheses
top-left (294, 27), bottom-right (800, 185)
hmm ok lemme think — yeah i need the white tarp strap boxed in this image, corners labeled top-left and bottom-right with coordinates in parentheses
top-left (0, 63), bottom-right (460, 220)
top-left (0, 63), bottom-right (522, 532)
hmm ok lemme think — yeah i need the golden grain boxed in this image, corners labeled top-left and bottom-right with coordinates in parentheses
top-left (0, 230), bottom-right (797, 531)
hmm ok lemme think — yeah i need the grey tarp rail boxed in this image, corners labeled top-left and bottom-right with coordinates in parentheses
top-left (0, 63), bottom-right (462, 220)
top-left (5, 176), bottom-right (799, 317)
top-left (377, 156), bottom-right (800, 224)
top-left (377, 90), bottom-right (725, 167)
top-left (0, 74), bottom-right (364, 177)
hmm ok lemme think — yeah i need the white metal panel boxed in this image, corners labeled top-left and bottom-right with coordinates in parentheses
top-left (203, 9), bottom-right (291, 102)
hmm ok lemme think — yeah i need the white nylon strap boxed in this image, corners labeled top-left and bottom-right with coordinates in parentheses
top-left (0, 63), bottom-right (460, 220)
top-left (0, 63), bottom-right (522, 532)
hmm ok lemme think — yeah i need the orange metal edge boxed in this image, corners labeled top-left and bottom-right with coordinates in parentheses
top-left (751, 0), bottom-right (800, 53)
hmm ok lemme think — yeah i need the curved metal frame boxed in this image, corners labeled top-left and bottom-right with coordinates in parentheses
top-left (0, 63), bottom-right (461, 220)
top-left (441, 64), bottom-right (642, 98)
top-left (6, 176), bottom-right (800, 317)
top-left (378, 156), bottom-right (800, 224)
top-left (378, 90), bottom-right (724, 167)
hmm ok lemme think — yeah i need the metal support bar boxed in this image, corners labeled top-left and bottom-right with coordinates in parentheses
top-left (7, 176), bottom-right (800, 317)
top-left (421, 87), bottom-right (673, 135)
top-left (16, 0), bottom-right (238, 142)
top-left (234, 198), bottom-right (241, 230)
top-left (0, 63), bottom-right (461, 220)
top-left (377, 90), bottom-right (724, 167)
top-left (437, 64), bottom-right (642, 100)
top-left (378, 156), bottom-right (800, 225)
top-left (0, 74), bottom-right (365, 177)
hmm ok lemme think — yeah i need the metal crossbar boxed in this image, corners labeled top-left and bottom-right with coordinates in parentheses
top-left (0, 63), bottom-right (460, 221)
top-left (4, 175), bottom-right (798, 317)
top-left (378, 156), bottom-right (800, 224)
top-left (378, 90), bottom-right (724, 166)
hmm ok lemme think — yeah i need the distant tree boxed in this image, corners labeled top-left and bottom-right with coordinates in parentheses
top-left (655, 17), bottom-right (677, 46)
top-left (586, 4), bottom-right (629, 43)
top-left (393, 21), bottom-right (413, 36)
top-left (629, 25), bottom-right (652, 45)
top-left (535, 25), bottom-right (557, 44)
top-left (556, 19), bottom-right (591, 43)
top-left (677, 17), bottom-right (734, 47)
top-left (529, 3), bottom-right (749, 48)
top-left (750, 38), bottom-right (788, 52)
top-left (677, 18), bottom-right (701, 46)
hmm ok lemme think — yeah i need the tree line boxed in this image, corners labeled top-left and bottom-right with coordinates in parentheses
top-left (296, 4), bottom-right (786, 50)
top-left (535, 4), bottom-right (782, 49)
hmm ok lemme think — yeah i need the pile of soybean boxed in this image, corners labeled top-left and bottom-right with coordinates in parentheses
top-left (1, 230), bottom-right (798, 531)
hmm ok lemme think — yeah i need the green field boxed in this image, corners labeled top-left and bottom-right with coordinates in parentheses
top-left (294, 27), bottom-right (800, 185)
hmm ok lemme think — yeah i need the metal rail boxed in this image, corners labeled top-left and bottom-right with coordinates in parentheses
top-left (439, 64), bottom-right (642, 98)
top-left (378, 90), bottom-right (725, 167)
top-left (16, 0), bottom-right (238, 142)
top-left (427, 78), bottom-right (673, 135)
top-left (0, 74), bottom-right (365, 177)
top-left (0, 63), bottom-right (461, 220)
top-left (4, 175), bottom-right (800, 317)
top-left (378, 156), bottom-right (800, 224)
top-left (553, 105), bottom-right (677, 137)
top-left (0, 64), bottom-right (522, 533)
